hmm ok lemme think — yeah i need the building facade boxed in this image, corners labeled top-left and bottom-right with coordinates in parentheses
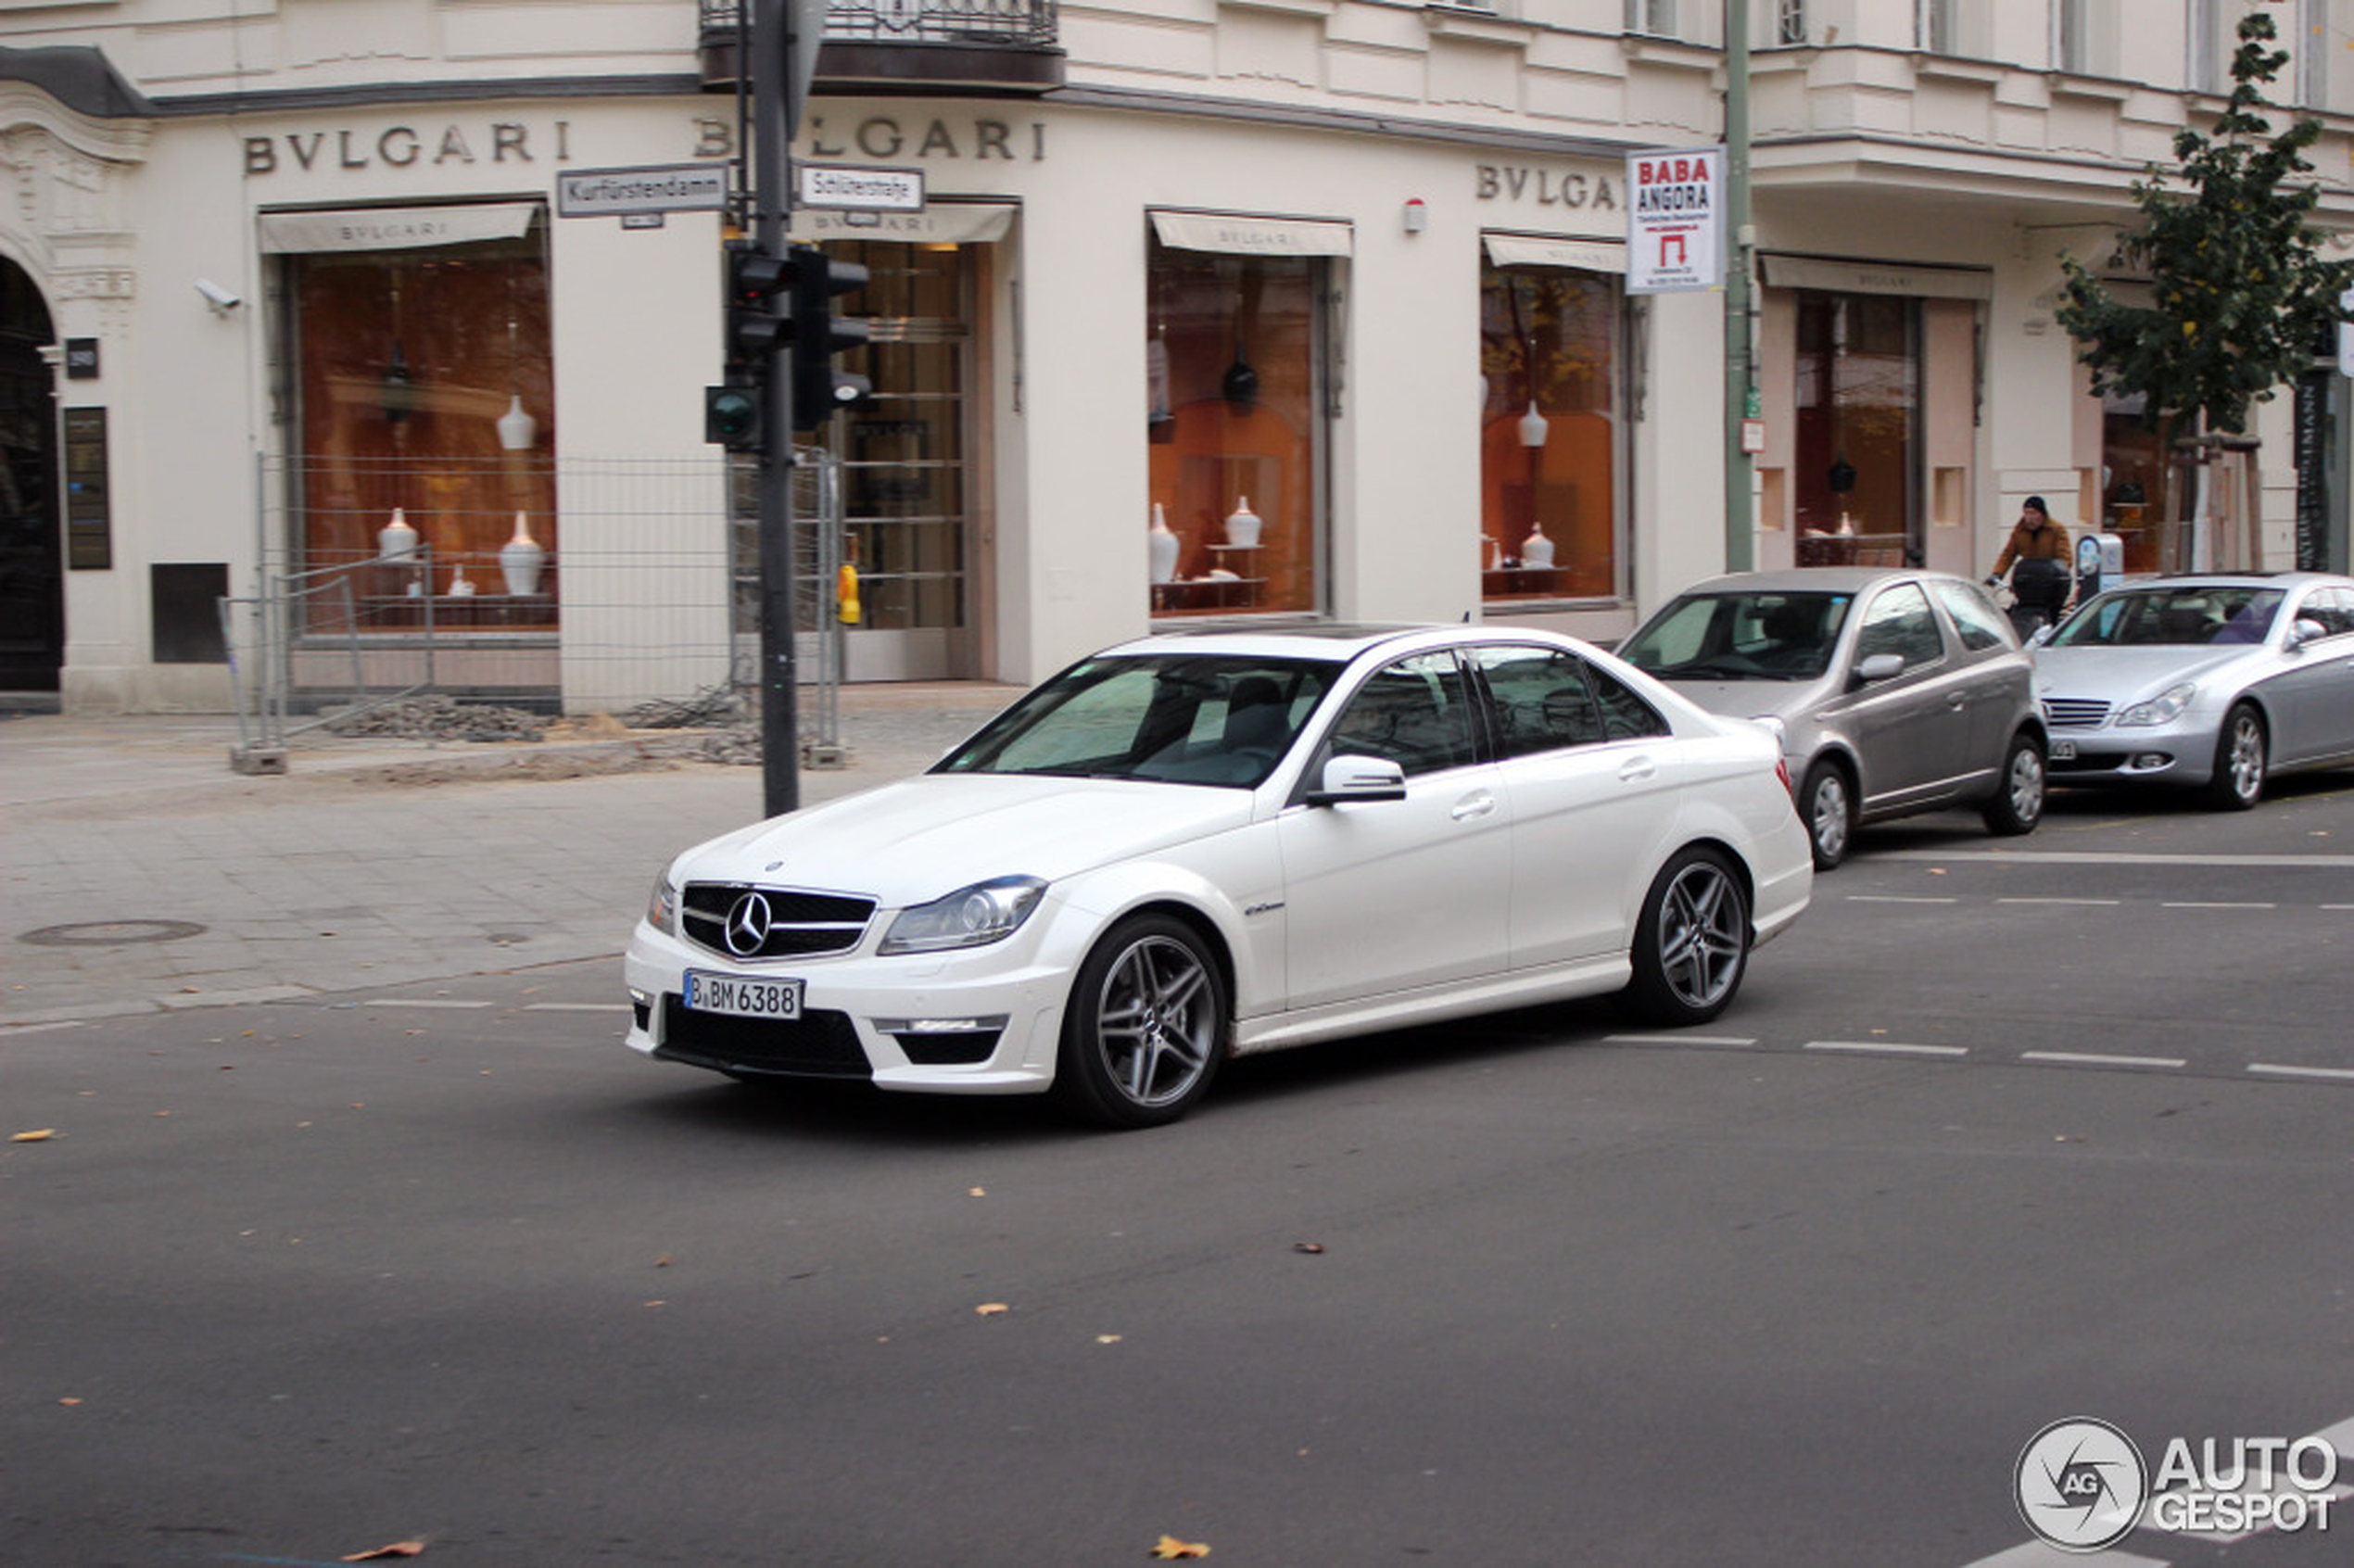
top-left (2, 0), bottom-right (2350, 713)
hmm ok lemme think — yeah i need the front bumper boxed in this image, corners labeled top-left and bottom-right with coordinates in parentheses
top-left (622, 918), bottom-right (1074, 1094)
top-left (2043, 714), bottom-right (2217, 788)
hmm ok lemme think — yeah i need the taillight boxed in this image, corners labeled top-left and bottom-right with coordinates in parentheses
top-left (1776, 757), bottom-right (1794, 799)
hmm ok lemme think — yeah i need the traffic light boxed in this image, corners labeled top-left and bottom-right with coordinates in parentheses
top-left (724, 240), bottom-right (790, 369)
top-left (787, 243), bottom-right (871, 430)
top-left (703, 376), bottom-right (762, 451)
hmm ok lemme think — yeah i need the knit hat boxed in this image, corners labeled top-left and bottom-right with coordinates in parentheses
top-left (2023, 496), bottom-right (2048, 515)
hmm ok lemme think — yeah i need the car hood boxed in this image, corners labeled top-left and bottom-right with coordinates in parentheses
top-left (1653, 677), bottom-right (1830, 727)
top-left (666, 773), bottom-right (1255, 904)
top-left (2032, 644), bottom-right (2257, 700)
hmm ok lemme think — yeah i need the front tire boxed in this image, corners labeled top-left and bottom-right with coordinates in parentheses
top-left (2206, 702), bottom-right (2266, 811)
top-left (1982, 730), bottom-right (2045, 836)
top-left (1624, 848), bottom-right (1752, 1027)
top-left (1054, 915), bottom-right (1226, 1129)
top-left (1798, 759), bottom-right (1854, 870)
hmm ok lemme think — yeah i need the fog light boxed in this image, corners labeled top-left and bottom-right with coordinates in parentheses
top-left (2134, 752), bottom-right (2172, 770)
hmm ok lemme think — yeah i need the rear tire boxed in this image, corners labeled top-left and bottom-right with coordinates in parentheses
top-left (1624, 847), bottom-right (1752, 1027)
top-left (1053, 915), bottom-right (1225, 1129)
top-left (1798, 759), bottom-right (1853, 870)
top-left (1982, 730), bottom-right (2045, 836)
top-left (2205, 702), bottom-right (2266, 811)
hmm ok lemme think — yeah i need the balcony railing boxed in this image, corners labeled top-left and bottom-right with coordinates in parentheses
top-left (699, 0), bottom-right (1062, 93)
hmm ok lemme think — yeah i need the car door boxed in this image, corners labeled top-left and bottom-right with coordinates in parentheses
top-left (1468, 643), bottom-right (1684, 967)
top-left (2268, 586), bottom-right (2354, 764)
top-left (1930, 576), bottom-right (2032, 773)
top-left (1275, 651), bottom-right (1512, 1010)
top-left (1830, 580), bottom-right (1971, 809)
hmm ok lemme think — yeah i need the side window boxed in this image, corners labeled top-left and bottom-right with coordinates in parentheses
top-left (1327, 652), bottom-right (1479, 778)
top-left (1855, 583), bottom-right (1944, 668)
top-left (1931, 579), bottom-right (2012, 652)
top-left (1589, 665), bottom-right (1671, 740)
top-left (2309, 588), bottom-right (2354, 638)
top-left (1470, 645), bottom-right (1605, 759)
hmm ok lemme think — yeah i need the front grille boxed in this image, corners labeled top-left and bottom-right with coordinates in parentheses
top-left (2042, 698), bottom-right (2110, 729)
top-left (655, 996), bottom-right (871, 1079)
top-left (681, 882), bottom-right (876, 960)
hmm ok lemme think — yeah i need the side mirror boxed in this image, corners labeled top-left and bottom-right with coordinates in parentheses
top-left (2288, 616), bottom-right (2329, 650)
top-left (2025, 625), bottom-right (2055, 651)
top-left (1854, 652), bottom-right (1905, 685)
top-left (1306, 753), bottom-right (1407, 805)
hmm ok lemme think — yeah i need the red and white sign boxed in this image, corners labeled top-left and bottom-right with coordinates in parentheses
top-left (1625, 147), bottom-right (1724, 294)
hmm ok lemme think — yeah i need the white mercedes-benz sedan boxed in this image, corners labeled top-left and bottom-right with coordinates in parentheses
top-left (624, 625), bottom-right (1813, 1127)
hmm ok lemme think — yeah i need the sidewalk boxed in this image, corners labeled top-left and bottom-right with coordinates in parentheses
top-left (0, 684), bottom-right (1020, 1029)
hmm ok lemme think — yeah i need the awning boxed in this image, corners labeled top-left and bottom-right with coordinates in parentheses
top-left (1484, 234), bottom-right (1626, 274)
top-left (1151, 210), bottom-right (1352, 258)
top-left (789, 202), bottom-right (1017, 246)
top-left (1759, 253), bottom-right (1992, 301)
top-left (259, 203), bottom-right (538, 255)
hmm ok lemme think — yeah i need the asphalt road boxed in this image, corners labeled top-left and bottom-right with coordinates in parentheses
top-left (7, 778), bottom-right (2352, 1567)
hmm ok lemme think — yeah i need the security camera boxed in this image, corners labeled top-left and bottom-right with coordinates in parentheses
top-left (194, 278), bottom-right (243, 312)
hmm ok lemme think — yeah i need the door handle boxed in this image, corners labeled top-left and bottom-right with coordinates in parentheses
top-left (1617, 755), bottom-right (1657, 783)
top-left (1451, 790), bottom-right (1496, 821)
top-left (1946, 692), bottom-right (1968, 710)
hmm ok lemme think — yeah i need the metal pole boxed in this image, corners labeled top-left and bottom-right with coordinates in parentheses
top-left (1723, 0), bottom-right (1755, 573)
top-left (753, 0), bottom-right (800, 816)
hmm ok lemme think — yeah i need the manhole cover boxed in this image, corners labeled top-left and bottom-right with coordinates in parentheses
top-left (20, 919), bottom-right (209, 947)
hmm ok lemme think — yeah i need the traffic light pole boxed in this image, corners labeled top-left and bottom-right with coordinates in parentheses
top-left (752, 0), bottom-right (798, 816)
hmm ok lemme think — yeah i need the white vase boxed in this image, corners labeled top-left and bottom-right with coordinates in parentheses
top-left (1521, 523), bottom-right (1555, 569)
top-left (378, 507), bottom-right (418, 561)
top-left (500, 512), bottom-right (548, 596)
top-left (448, 566), bottom-right (476, 598)
top-left (1224, 496), bottom-right (1262, 550)
top-left (1147, 502), bottom-right (1180, 585)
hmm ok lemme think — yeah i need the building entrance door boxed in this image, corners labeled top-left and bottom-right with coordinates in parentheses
top-left (811, 241), bottom-right (975, 682)
top-left (0, 260), bottom-right (63, 695)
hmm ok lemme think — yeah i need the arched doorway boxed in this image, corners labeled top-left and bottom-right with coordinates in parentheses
top-left (0, 259), bottom-right (61, 695)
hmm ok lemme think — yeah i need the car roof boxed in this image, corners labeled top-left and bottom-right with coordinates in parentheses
top-left (1092, 622), bottom-right (1595, 664)
top-left (2097, 573), bottom-right (2352, 591)
top-left (1665, 567), bottom-right (1961, 596)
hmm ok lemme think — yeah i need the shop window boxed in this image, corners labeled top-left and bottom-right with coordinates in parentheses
top-left (1479, 260), bottom-right (1623, 602)
top-left (1145, 234), bottom-right (1323, 618)
top-left (1792, 290), bottom-right (1918, 566)
top-left (2100, 390), bottom-right (2174, 572)
top-left (286, 212), bottom-right (553, 631)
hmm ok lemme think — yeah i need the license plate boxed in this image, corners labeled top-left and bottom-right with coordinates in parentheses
top-left (2050, 739), bottom-right (2077, 761)
top-left (684, 970), bottom-right (804, 1019)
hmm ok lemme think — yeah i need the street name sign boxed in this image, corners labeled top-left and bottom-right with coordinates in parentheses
top-left (556, 164), bottom-right (729, 219)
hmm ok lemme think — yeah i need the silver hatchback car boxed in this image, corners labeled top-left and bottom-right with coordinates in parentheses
top-left (1619, 567), bottom-right (2048, 867)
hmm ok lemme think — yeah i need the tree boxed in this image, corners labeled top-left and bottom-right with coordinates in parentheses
top-left (2057, 9), bottom-right (2352, 442)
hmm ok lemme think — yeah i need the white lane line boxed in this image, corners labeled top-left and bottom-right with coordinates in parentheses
top-left (2159, 901), bottom-right (2277, 911)
top-left (1805, 1040), bottom-right (1968, 1058)
top-left (1996, 897), bottom-right (2122, 906)
top-left (2248, 1062), bottom-right (2354, 1082)
top-left (2323, 904), bottom-right (2354, 911)
top-left (2021, 1051), bottom-right (2187, 1069)
top-left (1881, 848), bottom-right (2354, 867)
top-left (523, 1003), bottom-right (629, 1013)
top-left (1958, 1540), bottom-right (2170, 1566)
top-left (0, 1019), bottom-right (87, 1038)
top-left (1846, 894), bottom-right (1959, 904)
top-left (1603, 1033), bottom-right (1757, 1047)
top-left (362, 999), bottom-right (494, 1009)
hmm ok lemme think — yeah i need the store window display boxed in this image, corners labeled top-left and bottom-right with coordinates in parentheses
top-left (1478, 261), bottom-right (1623, 602)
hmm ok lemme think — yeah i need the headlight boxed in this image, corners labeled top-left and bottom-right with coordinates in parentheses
top-left (2118, 681), bottom-right (2196, 727)
top-left (646, 872), bottom-right (679, 936)
top-left (880, 876), bottom-right (1046, 955)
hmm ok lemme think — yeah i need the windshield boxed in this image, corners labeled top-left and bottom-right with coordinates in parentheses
top-left (934, 654), bottom-right (1339, 788)
top-left (2049, 587), bottom-right (2285, 648)
top-left (1619, 591), bottom-right (1855, 681)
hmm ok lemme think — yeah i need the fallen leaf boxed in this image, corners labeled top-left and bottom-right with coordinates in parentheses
top-left (12, 1129), bottom-right (57, 1143)
top-left (341, 1543), bottom-right (425, 1562)
top-left (653, 1254), bottom-right (673, 1268)
top-left (968, 1186), bottom-right (987, 1197)
top-left (58, 1397), bottom-right (82, 1407)
top-left (975, 1302), bottom-right (1009, 1317)
top-left (1151, 1535), bottom-right (1210, 1560)
top-left (1095, 1334), bottom-right (1123, 1345)
top-left (1292, 1241), bottom-right (1324, 1254)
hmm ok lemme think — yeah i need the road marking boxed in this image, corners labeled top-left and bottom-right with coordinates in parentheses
top-left (2248, 1062), bottom-right (2354, 1082)
top-left (1846, 894), bottom-right (1959, 904)
top-left (1805, 1040), bottom-right (1968, 1058)
top-left (2159, 901), bottom-right (2276, 910)
top-left (2322, 904), bottom-right (2354, 911)
top-left (1959, 1541), bottom-right (2170, 1566)
top-left (2020, 1050), bottom-right (2187, 1069)
top-left (524, 1003), bottom-right (629, 1013)
top-left (362, 998), bottom-right (493, 1009)
top-left (1996, 896), bottom-right (2122, 905)
top-left (1603, 1033), bottom-right (1756, 1047)
top-left (0, 1019), bottom-right (86, 1038)
top-left (1880, 848), bottom-right (2354, 867)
